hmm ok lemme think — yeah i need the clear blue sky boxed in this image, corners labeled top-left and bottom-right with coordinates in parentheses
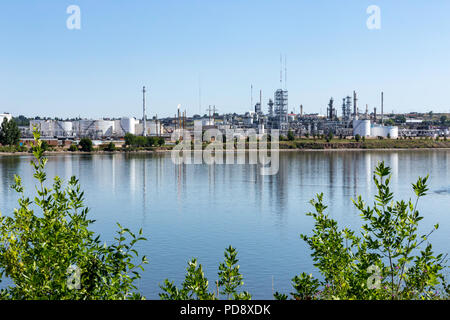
top-left (1, 0), bottom-right (449, 119)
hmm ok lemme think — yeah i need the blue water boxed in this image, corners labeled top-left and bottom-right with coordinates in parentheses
top-left (0, 150), bottom-right (449, 299)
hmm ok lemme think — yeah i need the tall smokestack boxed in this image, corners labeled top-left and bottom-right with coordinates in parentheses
top-left (260, 90), bottom-right (262, 112)
top-left (381, 92), bottom-right (384, 125)
top-left (353, 91), bottom-right (357, 119)
top-left (143, 86), bottom-right (147, 137)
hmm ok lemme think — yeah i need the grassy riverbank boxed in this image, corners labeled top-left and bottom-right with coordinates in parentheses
top-left (278, 137), bottom-right (450, 150)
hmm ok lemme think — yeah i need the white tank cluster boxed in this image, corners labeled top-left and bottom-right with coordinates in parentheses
top-left (27, 116), bottom-right (165, 138)
top-left (371, 124), bottom-right (398, 139)
top-left (353, 119), bottom-right (398, 139)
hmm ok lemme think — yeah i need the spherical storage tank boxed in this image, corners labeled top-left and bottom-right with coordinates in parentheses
top-left (353, 119), bottom-right (371, 137)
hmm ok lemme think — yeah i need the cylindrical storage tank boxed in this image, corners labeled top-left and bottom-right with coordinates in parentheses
top-left (58, 121), bottom-right (73, 132)
top-left (95, 120), bottom-right (115, 136)
top-left (120, 117), bottom-right (135, 135)
top-left (353, 119), bottom-right (371, 137)
top-left (56, 121), bottom-right (73, 137)
top-left (148, 121), bottom-right (161, 135)
top-left (78, 120), bottom-right (95, 134)
top-left (387, 126), bottom-right (398, 139)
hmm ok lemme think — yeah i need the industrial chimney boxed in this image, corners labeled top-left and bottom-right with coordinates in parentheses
top-left (143, 86), bottom-right (147, 137)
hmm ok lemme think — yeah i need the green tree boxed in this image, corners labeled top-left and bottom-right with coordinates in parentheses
top-left (79, 138), bottom-right (93, 152)
top-left (0, 118), bottom-right (21, 146)
top-left (124, 133), bottom-right (136, 146)
top-left (159, 246), bottom-right (250, 300)
top-left (0, 129), bottom-right (148, 299)
top-left (13, 115), bottom-right (30, 126)
top-left (440, 115), bottom-right (447, 125)
top-left (355, 134), bottom-right (361, 142)
top-left (326, 132), bottom-right (333, 143)
top-left (276, 162), bottom-right (447, 300)
top-left (157, 137), bottom-right (165, 147)
top-left (146, 136), bottom-right (155, 147)
top-left (287, 130), bottom-right (295, 141)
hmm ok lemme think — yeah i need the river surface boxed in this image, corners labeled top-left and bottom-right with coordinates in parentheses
top-left (0, 150), bottom-right (449, 299)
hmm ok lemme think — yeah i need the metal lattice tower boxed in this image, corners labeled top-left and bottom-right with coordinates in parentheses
top-left (274, 89), bottom-right (288, 129)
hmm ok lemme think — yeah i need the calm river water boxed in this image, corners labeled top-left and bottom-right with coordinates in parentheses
top-left (0, 150), bottom-right (449, 299)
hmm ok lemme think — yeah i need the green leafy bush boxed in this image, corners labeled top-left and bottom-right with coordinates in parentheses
top-left (79, 138), bottom-right (93, 152)
top-left (287, 130), bottom-right (295, 141)
top-left (159, 246), bottom-right (251, 300)
top-left (276, 162), bottom-right (448, 300)
top-left (0, 129), bottom-right (148, 299)
top-left (103, 142), bottom-right (116, 152)
top-left (69, 144), bottom-right (78, 152)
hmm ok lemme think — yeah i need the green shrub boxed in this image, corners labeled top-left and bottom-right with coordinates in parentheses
top-left (69, 144), bottom-right (78, 152)
top-left (159, 246), bottom-right (251, 300)
top-left (287, 130), bottom-right (295, 141)
top-left (103, 142), bottom-right (116, 152)
top-left (326, 132), bottom-right (333, 143)
top-left (79, 138), bottom-right (93, 152)
top-left (0, 129), bottom-right (148, 299)
top-left (276, 162), bottom-right (447, 300)
top-left (355, 134), bottom-right (361, 142)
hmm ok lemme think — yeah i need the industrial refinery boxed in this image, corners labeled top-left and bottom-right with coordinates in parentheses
top-left (12, 80), bottom-right (450, 144)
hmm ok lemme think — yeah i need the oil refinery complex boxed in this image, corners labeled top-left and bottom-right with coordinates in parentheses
top-left (7, 84), bottom-right (450, 146)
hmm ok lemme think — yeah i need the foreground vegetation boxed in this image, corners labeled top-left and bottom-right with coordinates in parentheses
top-left (0, 130), bottom-right (148, 299)
top-left (0, 130), bottom-right (448, 300)
top-left (274, 162), bottom-right (448, 299)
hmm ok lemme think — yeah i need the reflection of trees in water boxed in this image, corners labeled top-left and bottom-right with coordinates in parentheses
top-left (0, 156), bottom-right (21, 195)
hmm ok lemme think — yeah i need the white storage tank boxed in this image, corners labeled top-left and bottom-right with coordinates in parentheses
top-left (387, 126), bottom-right (399, 139)
top-left (353, 119), bottom-right (371, 137)
top-left (30, 120), bottom-right (56, 136)
top-left (56, 121), bottom-right (73, 136)
top-left (76, 120), bottom-right (96, 135)
top-left (371, 124), bottom-right (398, 139)
top-left (120, 117), bottom-right (136, 135)
top-left (148, 120), bottom-right (162, 135)
top-left (95, 120), bottom-right (115, 136)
